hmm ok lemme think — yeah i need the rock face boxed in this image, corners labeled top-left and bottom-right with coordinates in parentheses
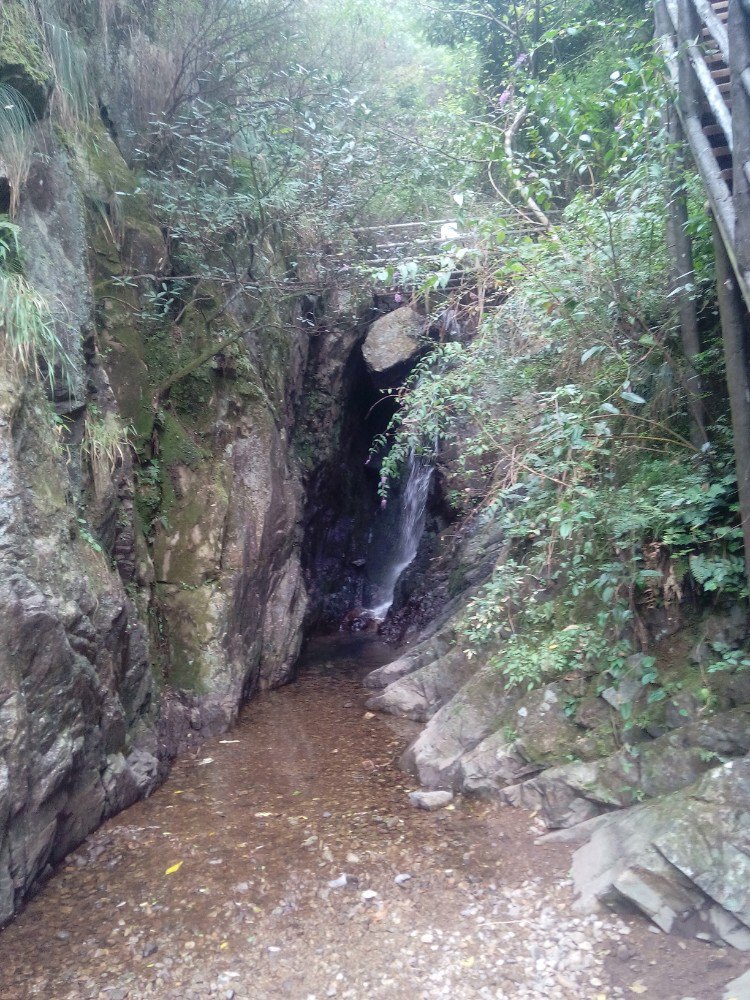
top-left (0, 3), bottom-right (376, 922)
top-left (361, 307), bottom-right (425, 378)
top-left (0, 369), bottom-right (169, 925)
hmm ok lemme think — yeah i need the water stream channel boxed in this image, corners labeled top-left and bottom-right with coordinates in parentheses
top-left (1, 635), bottom-right (742, 1000)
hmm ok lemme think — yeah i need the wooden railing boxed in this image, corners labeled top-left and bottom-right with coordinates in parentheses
top-left (656, 0), bottom-right (750, 309)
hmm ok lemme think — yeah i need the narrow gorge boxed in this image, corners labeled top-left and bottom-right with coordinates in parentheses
top-left (3, 1), bottom-right (750, 998)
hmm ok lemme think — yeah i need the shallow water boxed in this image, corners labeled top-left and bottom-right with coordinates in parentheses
top-left (0, 636), bottom-right (514, 998)
top-left (1, 635), bottom-right (741, 1000)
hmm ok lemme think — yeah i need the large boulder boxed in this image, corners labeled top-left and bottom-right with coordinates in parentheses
top-left (362, 306), bottom-right (425, 378)
top-left (565, 756), bottom-right (750, 948)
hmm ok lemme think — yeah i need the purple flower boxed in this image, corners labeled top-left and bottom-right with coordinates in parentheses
top-left (497, 89), bottom-right (511, 108)
top-left (394, 292), bottom-right (403, 303)
top-left (514, 53), bottom-right (528, 68)
top-left (380, 498), bottom-right (387, 510)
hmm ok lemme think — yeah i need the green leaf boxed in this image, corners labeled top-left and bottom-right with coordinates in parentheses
top-left (620, 390), bottom-right (646, 405)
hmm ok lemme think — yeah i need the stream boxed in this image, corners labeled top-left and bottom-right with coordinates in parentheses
top-left (0, 635), bottom-right (744, 1000)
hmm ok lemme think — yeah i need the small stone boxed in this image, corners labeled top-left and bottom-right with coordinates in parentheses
top-left (394, 873), bottom-right (412, 886)
top-left (361, 890), bottom-right (378, 901)
top-left (142, 942), bottom-right (158, 958)
top-left (409, 790), bottom-right (454, 811)
top-left (328, 875), bottom-right (348, 889)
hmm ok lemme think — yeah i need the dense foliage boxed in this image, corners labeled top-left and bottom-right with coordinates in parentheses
top-left (370, 0), bottom-right (749, 724)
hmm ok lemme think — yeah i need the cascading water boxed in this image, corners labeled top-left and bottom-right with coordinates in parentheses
top-left (364, 452), bottom-right (433, 619)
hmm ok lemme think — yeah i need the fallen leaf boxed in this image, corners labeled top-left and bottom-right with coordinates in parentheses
top-left (173, 790), bottom-right (184, 795)
top-left (165, 861), bottom-right (183, 875)
top-left (220, 942), bottom-right (229, 950)
top-left (460, 957), bottom-right (475, 969)
top-left (629, 984), bottom-right (647, 995)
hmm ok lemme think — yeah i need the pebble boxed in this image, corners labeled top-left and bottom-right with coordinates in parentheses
top-left (408, 790), bottom-right (454, 811)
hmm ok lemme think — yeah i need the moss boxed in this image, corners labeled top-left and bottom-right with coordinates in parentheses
top-left (155, 583), bottom-right (210, 693)
top-left (0, 1), bottom-right (53, 117)
top-left (160, 412), bottom-right (207, 470)
top-left (98, 296), bottom-right (155, 441)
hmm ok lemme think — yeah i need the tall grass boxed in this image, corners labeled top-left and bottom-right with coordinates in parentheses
top-left (0, 83), bottom-right (36, 217)
top-left (83, 404), bottom-right (130, 496)
top-left (43, 20), bottom-right (91, 123)
top-left (0, 220), bottom-right (72, 392)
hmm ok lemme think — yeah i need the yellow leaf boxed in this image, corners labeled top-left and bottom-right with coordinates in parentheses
top-left (460, 957), bottom-right (475, 969)
top-left (173, 790), bottom-right (184, 795)
top-left (629, 984), bottom-right (647, 995)
top-left (165, 861), bottom-right (183, 875)
top-left (220, 942), bottom-right (229, 950)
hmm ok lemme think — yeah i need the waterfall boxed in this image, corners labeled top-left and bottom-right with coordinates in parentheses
top-left (365, 452), bottom-right (433, 620)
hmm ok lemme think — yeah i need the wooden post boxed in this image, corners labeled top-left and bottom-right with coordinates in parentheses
top-left (666, 109), bottom-right (708, 447)
top-left (730, 0), bottom-right (750, 276)
top-left (713, 215), bottom-right (750, 595)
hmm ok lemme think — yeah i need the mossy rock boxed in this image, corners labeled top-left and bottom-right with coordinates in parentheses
top-left (97, 296), bottom-right (155, 441)
top-left (0, 2), bottom-right (53, 117)
top-left (155, 583), bottom-right (214, 693)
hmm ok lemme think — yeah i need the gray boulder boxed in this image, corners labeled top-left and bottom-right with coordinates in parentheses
top-left (566, 755), bottom-right (750, 948)
top-left (400, 665), bottom-right (520, 789)
top-left (362, 307), bottom-right (425, 376)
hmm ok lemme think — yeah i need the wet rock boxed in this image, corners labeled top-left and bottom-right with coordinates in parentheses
top-left (361, 307), bottom-right (425, 378)
top-left (408, 790), bottom-right (454, 810)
